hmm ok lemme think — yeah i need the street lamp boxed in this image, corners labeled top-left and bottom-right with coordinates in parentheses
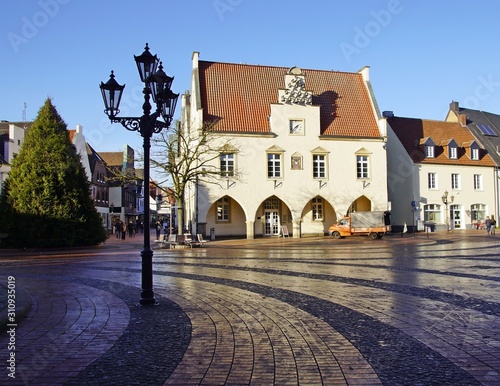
top-left (441, 190), bottom-right (455, 232)
top-left (100, 43), bottom-right (179, 306)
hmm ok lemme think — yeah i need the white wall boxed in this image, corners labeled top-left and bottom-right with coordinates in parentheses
top-left (71, 124), bottom-right (92, 181)
top-left (419, 163), bottom-right (495, 228)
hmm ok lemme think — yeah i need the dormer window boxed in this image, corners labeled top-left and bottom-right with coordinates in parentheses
top-left (465, 141), bottom-right (480, 160)
top-left (421, 137), bottom-right (435, 158)
top-left (425, 145), bottom-right (434, 158)
top-left (449, 146), bottom-right (457, 159)
top-left (442, 139), bottom-right (457, 159)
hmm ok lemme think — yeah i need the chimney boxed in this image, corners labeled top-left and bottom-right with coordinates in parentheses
top-left (358, 66), bottom-right (370, 82)
top-left (382, 111), bottom-right (394, 118)
top-left (75, 124), bottom-right (83, 134)
top-left (192, 51), bottom-right (200, 70)
top-left (458, 113), bottom-right (467, 127)
top-left (450, 100), bottom-right (459, 113)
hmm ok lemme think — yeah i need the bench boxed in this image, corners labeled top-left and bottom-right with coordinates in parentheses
top-left (183, 234), bottom-right (201, 248)
top-left (154, 234), bottom-right (166, 244)
top-left (196, 234), bottom-right (208, 247)
top-left (163, 234), bottom-right (209, 248)
top-left (180, 234), bottom-right (208, 248)
top-left (169, 234), bottom-right (194, 248)
top-left (167, 234), bottom-right (179, 248)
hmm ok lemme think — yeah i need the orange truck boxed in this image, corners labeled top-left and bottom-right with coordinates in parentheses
top-left (328, 211), bottom-right (391, 240)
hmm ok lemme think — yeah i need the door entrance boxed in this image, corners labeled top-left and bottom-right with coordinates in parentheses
top-left (265, 211), bottom-right (280, 236)
top-left (450, 204), bottom-right (461, 229)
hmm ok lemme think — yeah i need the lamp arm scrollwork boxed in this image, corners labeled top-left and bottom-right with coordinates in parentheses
top-left (111, 117), bottom-right (141, 132)
top-left (111, 115), bottom-right (168, 137)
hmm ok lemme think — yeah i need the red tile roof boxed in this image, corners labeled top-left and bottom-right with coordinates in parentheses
top-left (388, 116), bottom-right (495, 166)
top-left (198, 61), bottom-right (380, 138)
top-left (68, 129), bottom-right (75, 142)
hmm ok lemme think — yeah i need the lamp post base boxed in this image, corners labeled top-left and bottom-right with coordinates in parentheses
top-left (139, 247), bottom-right (158, 306)
top-left (139, 292), bottom-right (159, 306)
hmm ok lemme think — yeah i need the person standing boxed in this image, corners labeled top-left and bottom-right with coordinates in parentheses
top-left (485, 216), bottom-right (492, 235)
top-left (155, 221), bottom-right (162, 240)
top-left (490, 216), bottom-right (496, 235)
top-left (115, 221), bottom-right (122, 239)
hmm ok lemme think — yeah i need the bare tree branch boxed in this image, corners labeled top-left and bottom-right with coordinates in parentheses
top-left (149, 121), bottom-right (239, 233)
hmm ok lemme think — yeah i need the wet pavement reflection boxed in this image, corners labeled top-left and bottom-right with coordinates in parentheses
top-left (0, 230), bottom-right (498, 385)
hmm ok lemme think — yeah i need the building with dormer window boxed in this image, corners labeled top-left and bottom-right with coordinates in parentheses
top-left (386, 115), bottom-right (496, 231)
top-left (182, 53), bottom-right (389, 238)
top-left (446, 101), bottom-right (500, 223)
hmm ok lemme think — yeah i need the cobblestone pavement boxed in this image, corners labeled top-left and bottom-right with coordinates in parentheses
top-left (0, 230), bottom-right (499, 385)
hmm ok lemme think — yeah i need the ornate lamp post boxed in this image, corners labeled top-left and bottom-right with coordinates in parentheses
top-left (100, 43), bottom-right (178, 305)
top-left (441, 190), bottom-right (455, 232)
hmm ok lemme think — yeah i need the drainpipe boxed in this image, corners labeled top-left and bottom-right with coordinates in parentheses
top-left (195, 176), bottom-right (199, 235)
top-left (495, 167), bottom-right (499, 222)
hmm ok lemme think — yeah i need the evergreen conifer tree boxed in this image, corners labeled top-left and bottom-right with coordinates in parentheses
top-left (0, 99), bottom-right (107, 247)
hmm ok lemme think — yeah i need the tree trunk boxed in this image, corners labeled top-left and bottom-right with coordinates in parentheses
top-left (177, 193), bottom-right (185, 235)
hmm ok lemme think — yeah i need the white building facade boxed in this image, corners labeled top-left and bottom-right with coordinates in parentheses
top-left (446, 101), bottom-right (500, 224)
top-left (183, 53), bottom-right (389, 239)
top-left (386, 116), bottom-right (496, 231)
top-left (0, 122), bottom-right (28, 194)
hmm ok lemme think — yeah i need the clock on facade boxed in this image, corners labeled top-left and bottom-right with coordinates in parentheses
top-left (289, 119), bottom-right (304, 134)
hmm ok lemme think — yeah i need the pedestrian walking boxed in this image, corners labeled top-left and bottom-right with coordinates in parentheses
top-left (485, 216), bottom-right (492, 235)
top-left (128, 221), bottom-right (135, 237)
top-left (122, 221), bottom-right (126, 239)
top-left (115, 221), bottom-right (122, 239)
top-left (490, 215), bottom-right (496, 235)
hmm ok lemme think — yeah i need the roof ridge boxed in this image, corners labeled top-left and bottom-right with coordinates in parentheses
top-left (198, 60), bottom-right (361, 76)
top-left (392, 116), bottom-right (460, 124)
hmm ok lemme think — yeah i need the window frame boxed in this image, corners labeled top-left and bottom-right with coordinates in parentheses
top-left (471, 203), bottom-right (486, 222)
top-left (425, 145), bottom-right (435, 158)
top-left (428, 172), bottom-right (437, 190)
top-left (451, 173), bottom-right (460, 190)
top-left (471, 147), bottom-right (479, 160)
top-left (312, 197), bottom-right (324, 221)
top-left (267, 153), bottom-right (282, 179)
top-left (449, 146), bottom-right (457, 159)
top-left (312, 154), bottom-right (327, 179)
top-left (216, 196), bottom-right (230, 222)
top-left (356, 154), bottom-right (370, 179)
top-left (473, 174), bottom-right (483, 191)
top-left (220, 152), bottom-right (235, 177)
top-left (424, 204), bottom-right (442, 222)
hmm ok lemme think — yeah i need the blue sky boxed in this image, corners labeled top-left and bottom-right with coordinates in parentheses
top-left (3, 0), bottom-right (500, 155)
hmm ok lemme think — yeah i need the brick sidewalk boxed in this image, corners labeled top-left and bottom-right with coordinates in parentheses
top-left (0, 229), bottom-right (498, 385)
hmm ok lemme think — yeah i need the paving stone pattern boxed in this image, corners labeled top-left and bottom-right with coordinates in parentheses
top-left (0, 230), bottom-right (499, 385)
